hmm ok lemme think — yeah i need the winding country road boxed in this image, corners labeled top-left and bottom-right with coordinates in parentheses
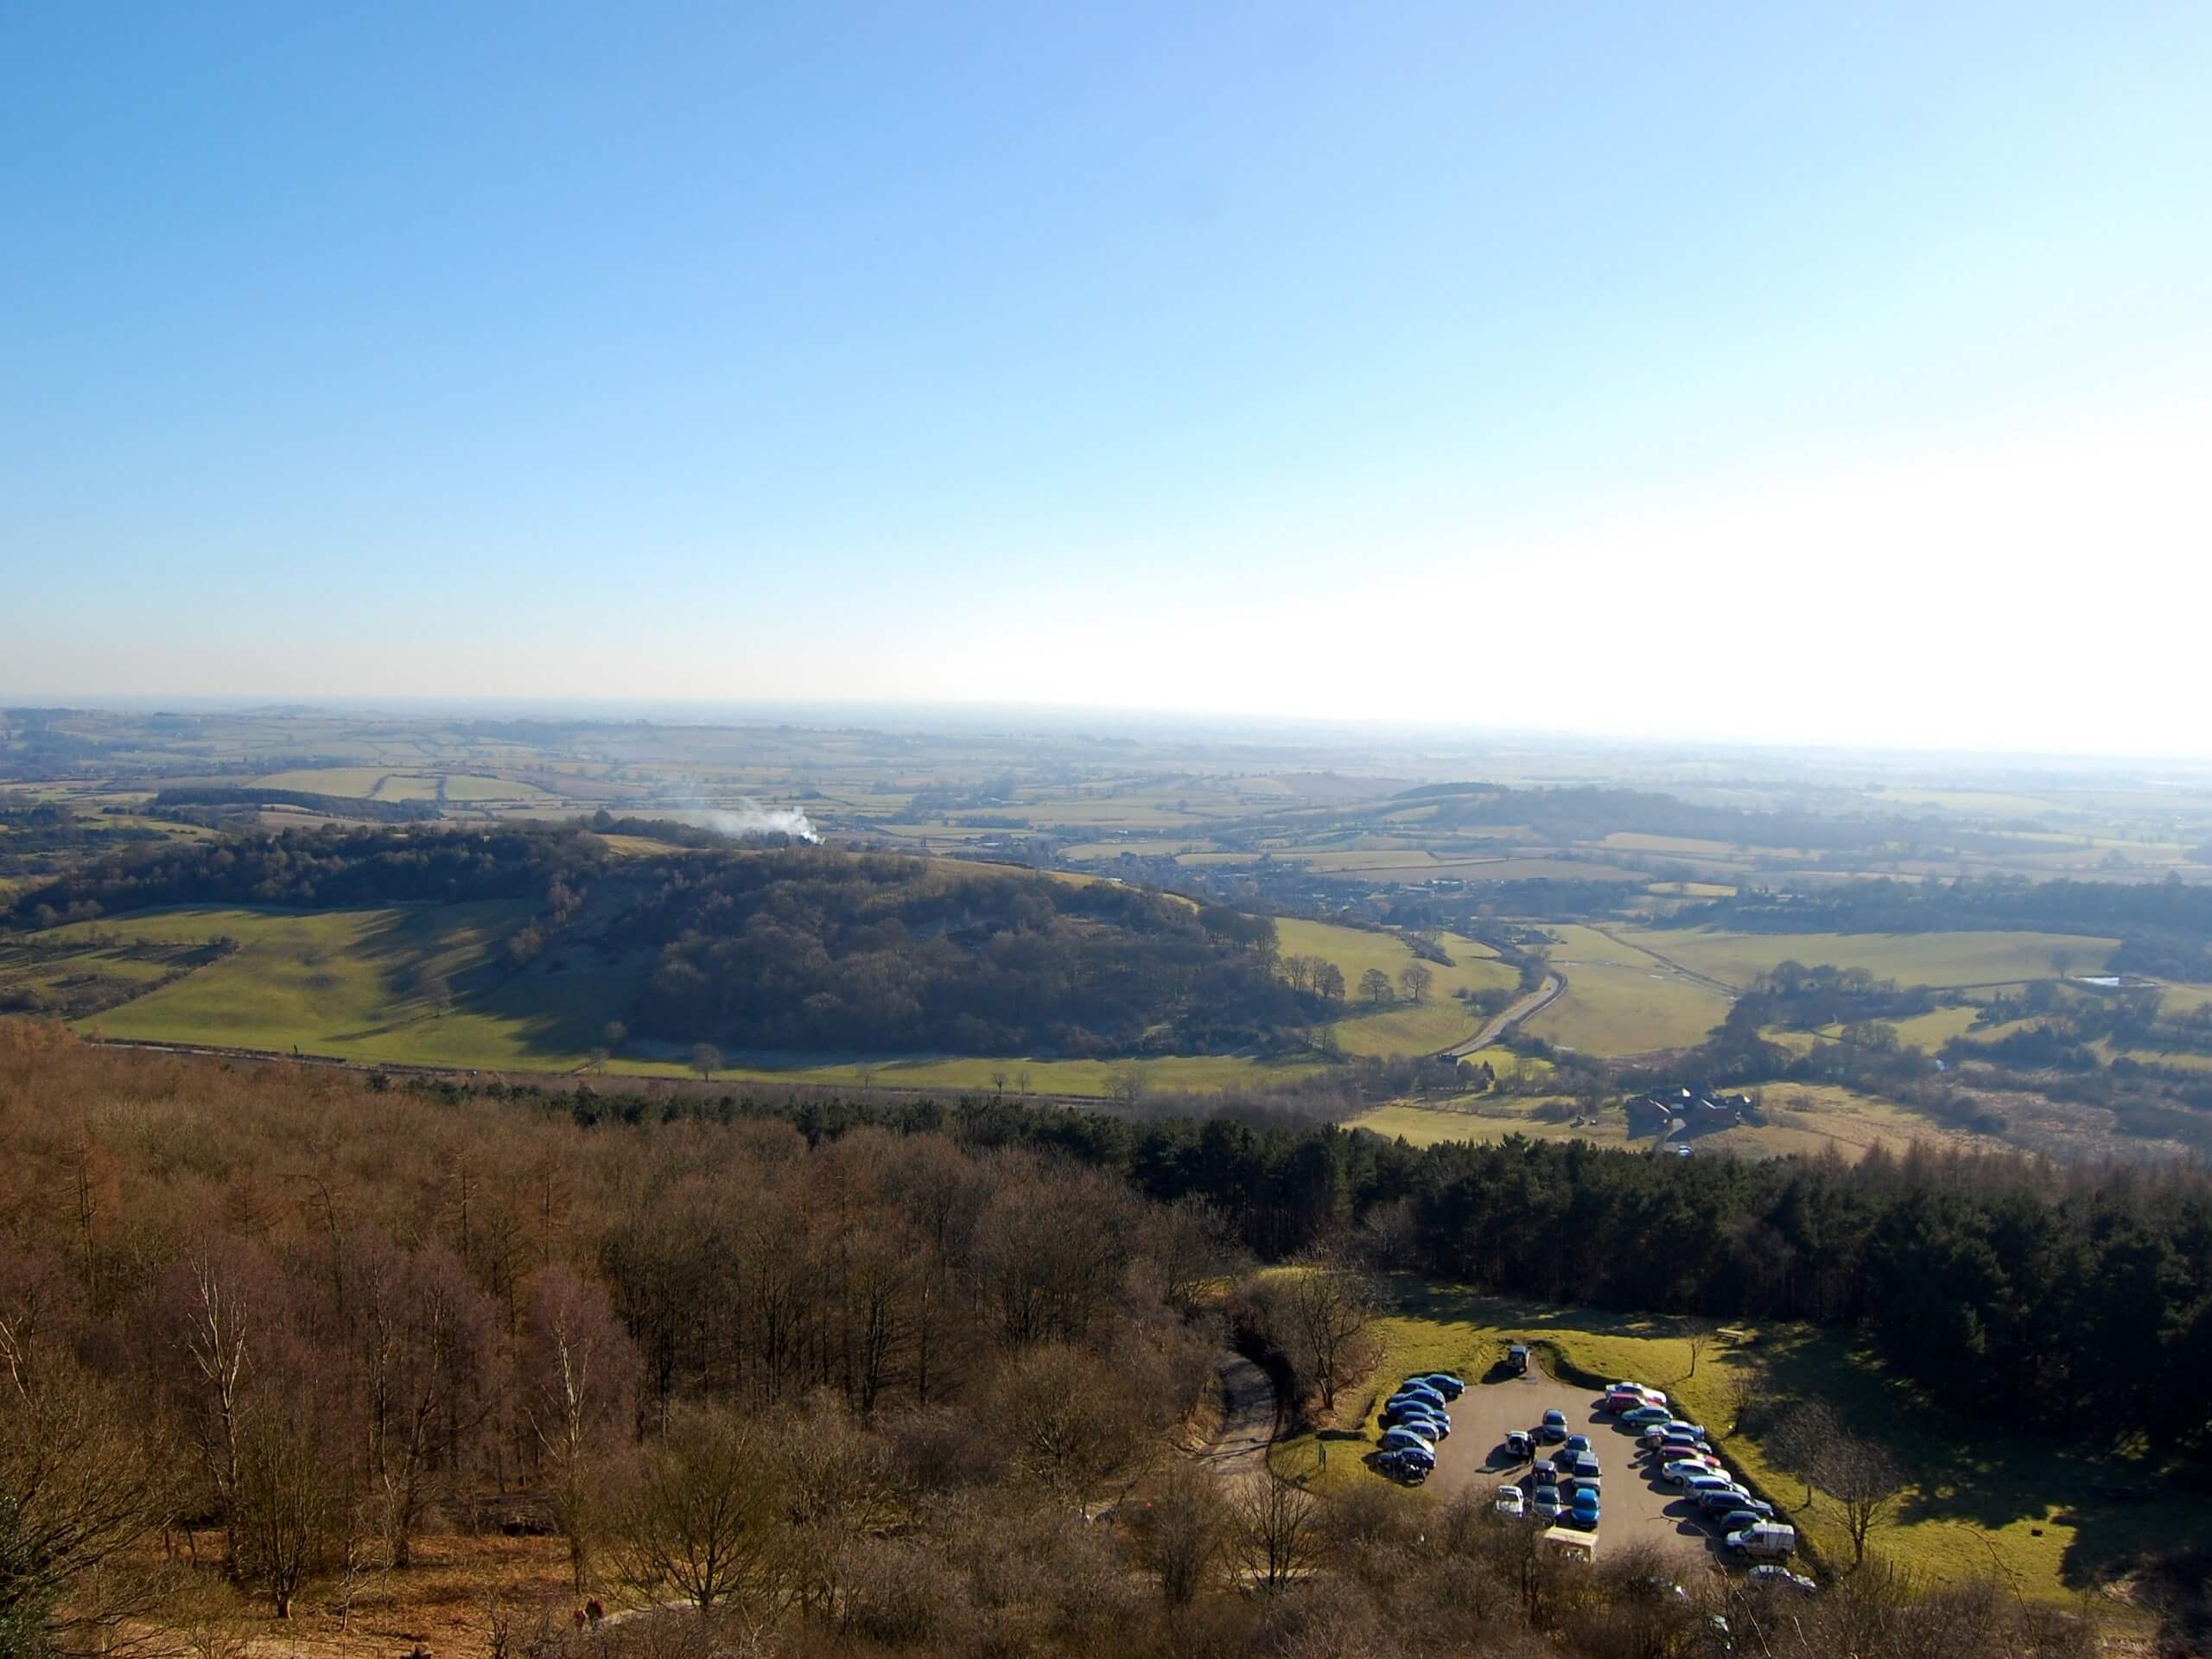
top-left (1444, 970), bottom-right (1566, 1058)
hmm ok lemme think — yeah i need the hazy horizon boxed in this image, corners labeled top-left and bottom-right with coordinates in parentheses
top-left (8, 3), bottom-right (2209, 754)
top-left (13, 693), bottom-right (2212, 772)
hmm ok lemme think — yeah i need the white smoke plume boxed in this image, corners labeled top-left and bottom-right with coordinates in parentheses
top-left (699, 802), bottom-right (819, 843)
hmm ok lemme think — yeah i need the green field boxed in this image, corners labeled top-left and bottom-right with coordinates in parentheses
top-left (1520, 924), bottom-right (1734, 1055)
top-left (1348, 1080), bottom-right (1970, 1160)
top-left (1270, 919), bottom-right (1516, 1057)
top-left (1643, 928), bottom-right (2120, 990)
top-left (48, 906), bottom-right (1370, 1095)
top-left (245, 766), bottom-right (554, 804)
top-left (1270, 1283), bottom-right (2188, 1603)
top-left (56, 904), bottom-right (630, 1068)
top-left (2156, 981), bottom-right (2212, 1017)
top-left (439, 772), bottom-right (554, 801)
top-left (1527, 974), bottom-right (1732, 1054)
top-left (1345, 1097), bottom-right (1625, 1149)
top-left (1884, 1004), bottom-right (1988, 1049)
top-left (253, 766), bottom-right (394, 796)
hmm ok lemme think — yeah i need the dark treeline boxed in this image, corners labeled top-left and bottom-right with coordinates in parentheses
top-left (1665, 874), bottom-right (2212, 980)
top-left (532, 1071), bottom-right (2212, 1459)
top-left (3, 821), bottom-right (613, 925)
top-left (148, 785), bottom-right (443, 823)
top-left (0, 801), bottom-right (168, 879)
top-left (1387, 782), bottom-right (1961, 858)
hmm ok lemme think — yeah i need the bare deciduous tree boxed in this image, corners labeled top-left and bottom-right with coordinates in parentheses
top-left (1139, 1463), bottom-right (1228, 1606)
top-left (1286, 1254), bottom-right (1378, 1415)
top-left (1682, 1317), bottom-right (1715, 1379)
top-left (690, 1044), bottom-right (723, 1082)
top-left (522, 1268), bottom-right (641, 1592)
top-left (987, 1344), bottom-right (1145, 1506)
top-left (611, 1402), bottom-right (779, 1613)
top-left (1766, 1397), bottom-right (1840, 1510)
top-left (1398, 963), bottom-right (1433, 1004)
top-left (1822, 1433), bottom-right (1908, 1567)
top-left (354, 1238), bottom-right (497, 1568)
top-left (1721, 1352), bottom-right (1763, 1435)
top-left (233, 1389), bottom-right (340, 1619)
top-left (0, 1322), bottom-right (176, 1655)
top-left (1230, 1472), bottom-right (1319, 1591)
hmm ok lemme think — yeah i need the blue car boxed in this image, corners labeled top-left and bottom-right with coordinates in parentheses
top-left (1567, 1490), bottom-right (1601, 1530)
top-left (1420, 1373), bottom-right (1466, 1401)
top-left (1402, 1412), bottom-right (1450, 1439)
top-left (1380, 1427), bottom-right (1436, 1455)
top-left (1394, 1383), bottom-right (1448, 1412)
top-left (1562, 1434), bottom-right (1592, 1458)
top-left (1376, 1446), bottom-right (1433, 1482)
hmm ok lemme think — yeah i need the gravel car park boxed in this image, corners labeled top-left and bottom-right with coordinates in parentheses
top-left (1417, 1355), bottom-right (1713, 1567)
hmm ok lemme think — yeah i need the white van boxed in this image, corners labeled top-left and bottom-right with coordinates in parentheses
top-left (1725, 1521), bottom-right (1797, 1560)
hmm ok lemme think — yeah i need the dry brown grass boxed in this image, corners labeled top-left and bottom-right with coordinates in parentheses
top-left (168, 1529), bottom-right (575, 1659)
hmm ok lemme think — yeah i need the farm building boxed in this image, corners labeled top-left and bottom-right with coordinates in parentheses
top-left (1624, 1084), bottom-right (1756, 1140)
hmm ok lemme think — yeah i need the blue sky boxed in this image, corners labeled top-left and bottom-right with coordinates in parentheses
top-left (5, 2), bottom-right (2209, 751)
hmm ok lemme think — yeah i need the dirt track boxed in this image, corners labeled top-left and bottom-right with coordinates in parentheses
top-left (1196, 1354), bottom-right (1279, 1480)
top-left (1421, 1357), bottom-right (1725, 1573)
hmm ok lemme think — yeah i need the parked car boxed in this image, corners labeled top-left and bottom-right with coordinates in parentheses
top-left (1686, 1476), bottom-right (1738, 1503)
top-left (1505, 1429), bottom-right (1534, 1460)
top-left (1421, 1373), bottom-right (1466, 1400)
top-left (1567, 1476), bottom-right (1601, 1503)
top-left (1385, 1405), bottom-right (1446, 1431)
top-left (1748, 1566), bottom-right (1817, 1592)
top-left (1715, 1503), bottom-right (1776, 1533)
top-left (1394, 1384), bottom-right (1448, 1412)
top-left (1622, 1405), bottom-right (1674, 1427)
top-left (1724, 1522), bottom-right (1797, 1560)
top-left (1568, 1451), bottom-right (1601, 1481)
top-left (1507, 1344), bottom-right (1529, 1374)
top-left (1538, 1409), bottom-right (1569, 1441)
top-left (1567, 1489), bottom-right (1601, 1530)
top-left (1381, 1454), bottom-right (1431, 1484)
top-left (1402, 1413), bottom-right (1450, 1439)
top-left (1562, 1433), bottom-right (1592, 1458)
top-left (1532, 1484), bottom-right (1564, 1520)
top-left (1381, 1427), bottom-right (1436, 1454)
top-left (1531, 1459), bottom-right (1560, 1487)
top-left (1698, 1486), bottom-right (1754, 1515)
top-left (1496, 1483), bottom-right (1526, 1518)
top-left (1663, 1459), bottom-right (1722, 1485)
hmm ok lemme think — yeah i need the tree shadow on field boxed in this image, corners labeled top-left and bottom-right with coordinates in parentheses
top-left (1731, 1322), bottom-right (2191, 1592)
top-left (336, 903), bottom-right (618, 1057)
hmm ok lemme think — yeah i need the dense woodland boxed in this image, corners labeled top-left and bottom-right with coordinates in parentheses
top-left (613, 851), bottom-right (1319, 1055)
top-left (2, 825), bottom-right (1337, 1057)
top-left (0, 1027), bottom-right (2126, 1658)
